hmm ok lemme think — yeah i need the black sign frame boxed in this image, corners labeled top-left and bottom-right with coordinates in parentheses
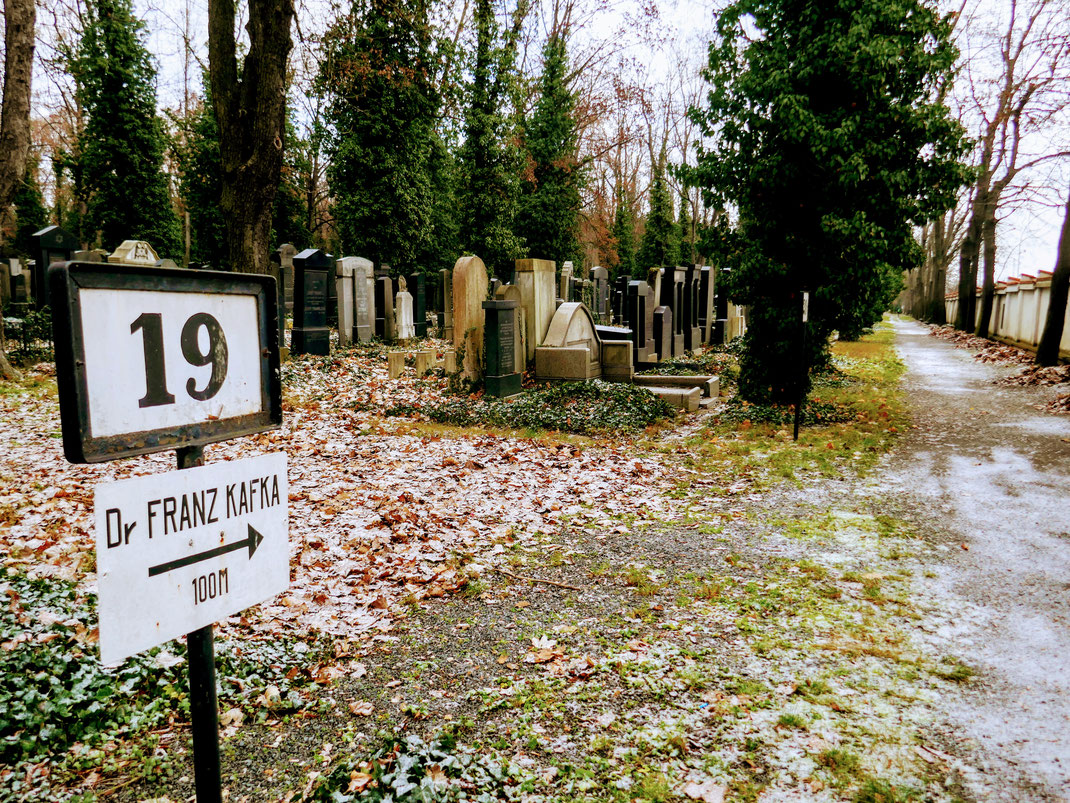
top-left (50, 261), bottom-right (282, 463)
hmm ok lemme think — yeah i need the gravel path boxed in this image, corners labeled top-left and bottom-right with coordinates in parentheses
top-left (882, 318), bottom-right (1070, 802)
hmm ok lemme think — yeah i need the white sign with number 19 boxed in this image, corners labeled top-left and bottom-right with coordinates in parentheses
top-left (79, 289), bottom-right (264, 438)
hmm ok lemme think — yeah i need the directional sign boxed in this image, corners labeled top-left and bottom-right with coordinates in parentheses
top-left (94, 453), bottom-right (288, 665)
top-left (50, 262), bottom-right (281, 463)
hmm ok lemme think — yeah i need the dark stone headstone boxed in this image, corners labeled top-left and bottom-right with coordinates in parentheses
top-left (612, 276), bottom-right (629, 325)
top-left (31, 225), bottom-right (79, 309)
top-left (699, 266), bottom-right (715, 344)
top-left (653, 306), bottom-right (673, 362)
top-left (682, 265), bottom-right (703, 352)
top-left (292, 249), bottom-right (332, 356)
top-left (482, 299), bottom-right (522, 397)
top-left (272, 245), bottom-right (296, 313)
top-left (0, 261), bottom-right (10, 307)
top-left (375, 276), bottom-right (396, 341)
top-left (591, 267), bottom-right (609, 319)
top-left (713, 267), bottom-right (730, 345)
top-left (407, 272), bottom-right (427, 337)
top-left (625, 280), bottom-right (656, 365)
top-left (11, 272), bottom-right (30, 304)
top-left (660, 267), bottom-right (686, 357)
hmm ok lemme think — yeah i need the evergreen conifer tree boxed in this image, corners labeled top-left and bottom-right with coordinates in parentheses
top-left (73, 0), bottom-right (180, 256)
top-left (173, 93), bottom-right (226, 266)
top-left (685, 0), bottom-right (970, 403)
top-left (456, 0), bottom-right (524, 275)
top-left (638, 153), bottom-right (677, 270)
top-left (677, 191), bottom-right (694, 264)
top-left (516, 34), bottom-right (583, 266)
top-left (611, 184), bottom-right (636, 279)
top-left (322, 0), bottom-right (441, 270)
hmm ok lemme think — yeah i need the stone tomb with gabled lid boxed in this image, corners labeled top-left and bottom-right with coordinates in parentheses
top-left (535, 302), bottom-right (602, 382)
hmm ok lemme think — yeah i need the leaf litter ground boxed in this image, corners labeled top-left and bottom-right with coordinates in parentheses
top-left (0, 327), bottom-right (1039, 802)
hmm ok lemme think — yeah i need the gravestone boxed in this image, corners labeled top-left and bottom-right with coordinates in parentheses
top-left (73, 249), bottom-right (107, 262)
top-left (453, 255), bottom-right (489, 380)
top-left (515, 259), bottom-right (556, 361)
top-left (276, 244), bottom-right (297, 312)
top-left (407, 272), bottom-right (427, 337)
top-left (375, 275), bottom-right (396, 342)
top-left (713, 267), bottom-right (730, 344)
top-left (660, 267), bottom-right (686, 357)
top-left (611, 276), bottom-right (629, 325)
top-left (653, 306), bottom-right (673, 362)
top-left (440, 269), bottom-right (454, 341)
top-left (625, 281), bottom-right (657, 365)
top-left (320, 252), bottom-right (339, 327)
top-left (343, 257), bottom-right (374, 343)
top-left (108, 240), bottom-right (159, 266)
top-left (646, 267), bottom-right (663, 305)
top-left (495, 284), bottom-right (526, 371)
top-left (292, 249), bottom-right (331, 356)
top-left (682, 265), bottom-right (702, 352)
top-left (335, 259), bottom-right (355, 345)
top-left (699, 265), bottom-right (715, 344)
top-left (482, 299), bottom-right (522, 397)
top-left (11, 272), bottom-right (30, 304)
top-left (31, 225), bottom-right (79, 309)
top-left (396, 277), bottom-right (416, 340)
top-left (559, 262), bottom-right (573, 302)
top-left (535, 302), bottom-right (602, 381)
top-left (591, 267), bottom-right (609, 320)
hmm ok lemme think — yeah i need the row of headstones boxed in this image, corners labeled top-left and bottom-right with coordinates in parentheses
top-left (609, 264), bottom-right (724, 365)
top-left (446, 258), bottom-right (732, 397)
top-left (1, 226), bottom-right (177, 312)
top-left (276, 246), bottom-right (432, 357)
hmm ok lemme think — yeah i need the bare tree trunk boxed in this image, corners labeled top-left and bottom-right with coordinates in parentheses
top-left (975, 211), bottom-right (997, 337)
top-left (0, 0), bottom-right (34, 212)
top-left (929, 215), bottom-right (948, 324)
top-left (1036, 185), bottom-right (1070, 366)
top-left (0, 0), bottom-right (36, 381)
top-left (208, 0), bottom-right (294, 275)
top-left (955, 218), bottom-right (980, 331)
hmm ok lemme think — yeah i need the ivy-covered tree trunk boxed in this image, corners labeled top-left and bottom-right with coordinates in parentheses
top-left (208, 0), bottom-right (294, 275)
top-left (0, 0), bottom-right (35, 381)
top-left (1036, 185), bottom-right (1070, 366)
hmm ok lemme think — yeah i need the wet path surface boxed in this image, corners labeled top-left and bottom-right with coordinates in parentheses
top-left (883, 319), bottom-right (1070, 801)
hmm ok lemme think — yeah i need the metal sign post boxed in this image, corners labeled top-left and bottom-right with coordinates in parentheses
top-left (793, 291), bottom-right (809, 442)
top-left (50, 262), bottom-right (287, 802)
top-left (178, 445), bottom-right (221, 803)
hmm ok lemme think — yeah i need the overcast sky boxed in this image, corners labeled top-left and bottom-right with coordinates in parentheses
top-left (127, 0), bottom-right (1067, 282)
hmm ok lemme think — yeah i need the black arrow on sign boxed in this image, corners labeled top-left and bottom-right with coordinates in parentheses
top-left (148, 525), bottom-right (265, 577)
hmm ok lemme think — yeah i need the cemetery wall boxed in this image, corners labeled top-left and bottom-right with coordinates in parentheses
top-left (944, 271), bottom-right (1070, 356)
